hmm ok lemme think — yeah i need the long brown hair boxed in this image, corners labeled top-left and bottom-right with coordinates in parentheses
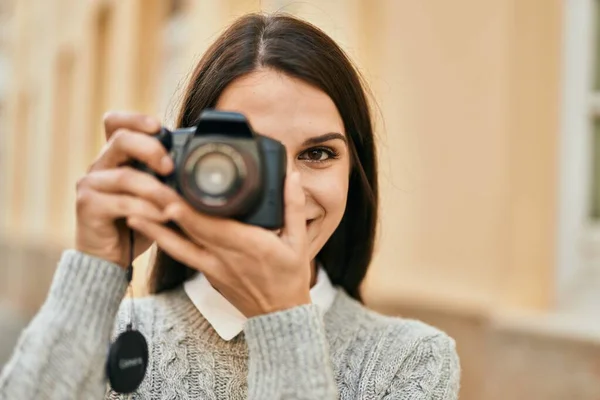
top-left (149, 13), bottom-right (378, 302)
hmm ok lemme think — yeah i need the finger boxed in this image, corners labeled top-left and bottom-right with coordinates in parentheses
top-left (164, 201), bottom-right (260, 251)
top-left (83, 167), bottom-right (181, 209)
top-left (127, 216), bottom-right (220, 275)
top-left (103, 111), bottom-right (160, 140)
top-left (280, 171), bottom-right (307, 250)
top-left (76, 190), bottom-right (167, 223)
top-left (91, 129), bottom-right (173, 174)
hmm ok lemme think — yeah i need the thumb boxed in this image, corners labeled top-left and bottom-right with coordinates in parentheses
top-left (280, 171), bottom-right (306, 250)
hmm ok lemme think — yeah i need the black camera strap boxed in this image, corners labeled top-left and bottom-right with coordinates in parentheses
top-left (106, 229), bottom-right (149, 394)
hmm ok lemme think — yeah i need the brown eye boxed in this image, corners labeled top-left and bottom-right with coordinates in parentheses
top-left (299, 147), bottom-right (338, 163)
top-left (307, 149), bottom-right (327, 161)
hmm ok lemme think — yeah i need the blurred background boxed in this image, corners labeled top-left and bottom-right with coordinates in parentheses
top-left (0, 0), bottom-right (599, 398)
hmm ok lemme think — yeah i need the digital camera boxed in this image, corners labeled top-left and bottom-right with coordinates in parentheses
top-left (133, 110), bottom-right (286, 229)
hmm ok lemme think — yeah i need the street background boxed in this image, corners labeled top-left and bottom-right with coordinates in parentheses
top-left (1, 1), bottom-right (599, 398)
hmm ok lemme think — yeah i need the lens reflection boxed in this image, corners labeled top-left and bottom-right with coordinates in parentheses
top-left (195, 152), bottom-right (237, 195)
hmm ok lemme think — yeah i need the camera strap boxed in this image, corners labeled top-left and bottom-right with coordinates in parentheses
top-left (106, 229), bottom-right (149, 394)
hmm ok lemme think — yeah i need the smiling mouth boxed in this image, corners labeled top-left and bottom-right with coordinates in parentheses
top-left (272, 220), bottom-right (314, 236)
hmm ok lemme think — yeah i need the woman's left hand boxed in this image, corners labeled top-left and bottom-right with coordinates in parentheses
top-left (127, 171), bottom-right (312, 318)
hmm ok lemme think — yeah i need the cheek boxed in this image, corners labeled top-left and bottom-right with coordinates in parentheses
top-left (304, 169), bottom-right (349, 222)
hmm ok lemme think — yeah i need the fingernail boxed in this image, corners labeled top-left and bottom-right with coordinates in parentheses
top-left (127, 217), bottom-right (139, 227)
top-left (164, 204), bottom-right (174, 218)
top-left (145, 116), bottom-right (160, 131)
top-left (160, 155), bottom-right (173, 173)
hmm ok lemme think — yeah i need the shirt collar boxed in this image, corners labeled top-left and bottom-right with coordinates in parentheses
top-left (183, 265), bottom-right (337, 341)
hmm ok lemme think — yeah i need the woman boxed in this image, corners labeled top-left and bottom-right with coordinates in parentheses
top-left (0, 13), bottom-right (460, 399)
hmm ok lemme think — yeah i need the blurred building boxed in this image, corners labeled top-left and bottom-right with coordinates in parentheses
top-left (1, 0), bottom-right (600, 399)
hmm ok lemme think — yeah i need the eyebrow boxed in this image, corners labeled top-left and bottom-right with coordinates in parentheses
top-left (301, 132), bottom-right (347, 147)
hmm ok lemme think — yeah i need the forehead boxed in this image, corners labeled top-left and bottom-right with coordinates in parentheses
top-left (215, 69), bottom-right (345, 143)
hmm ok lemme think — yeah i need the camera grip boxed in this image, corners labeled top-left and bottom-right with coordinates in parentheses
top-left (151, 127), bottom-right (173, 151)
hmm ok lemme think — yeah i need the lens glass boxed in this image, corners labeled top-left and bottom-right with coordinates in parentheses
top-left (194, 152), bottom-right (238, 196)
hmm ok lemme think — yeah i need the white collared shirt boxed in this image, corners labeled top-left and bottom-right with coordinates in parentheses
top-left (183, 266), bottom-right (338, 341)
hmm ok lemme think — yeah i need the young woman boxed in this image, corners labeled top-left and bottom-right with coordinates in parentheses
top-left (0, 13), bottom-right (460, 399)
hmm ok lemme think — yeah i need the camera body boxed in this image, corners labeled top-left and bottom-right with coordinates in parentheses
top-left (134, 110), bottom-right (286, 229)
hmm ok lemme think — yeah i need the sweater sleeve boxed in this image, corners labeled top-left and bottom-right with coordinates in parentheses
top-left (383, 333), bottom-right (461, 400)
top-left (0, 250), bottom-right (128, 400)
top-left (243, 304), bottom-right (338, 399)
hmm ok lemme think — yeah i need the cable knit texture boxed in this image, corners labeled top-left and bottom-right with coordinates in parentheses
top-left (0, 251), bottom-right (460, 399)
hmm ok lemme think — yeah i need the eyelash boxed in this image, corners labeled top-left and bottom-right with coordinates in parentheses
top-left (298, 146), bottom-right (340, 163)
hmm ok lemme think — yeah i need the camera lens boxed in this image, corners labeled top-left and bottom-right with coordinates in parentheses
top-left (194, 152), bottom-right (238, 196)
top-left (181, 141), bottom-right (260, 215)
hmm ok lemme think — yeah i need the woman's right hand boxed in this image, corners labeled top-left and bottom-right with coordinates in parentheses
top-left (75, 111), bottom-right (180, 268)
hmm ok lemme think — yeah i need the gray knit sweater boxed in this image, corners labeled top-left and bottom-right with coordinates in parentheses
top-left (0, 251), bottom-right (460, 399)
